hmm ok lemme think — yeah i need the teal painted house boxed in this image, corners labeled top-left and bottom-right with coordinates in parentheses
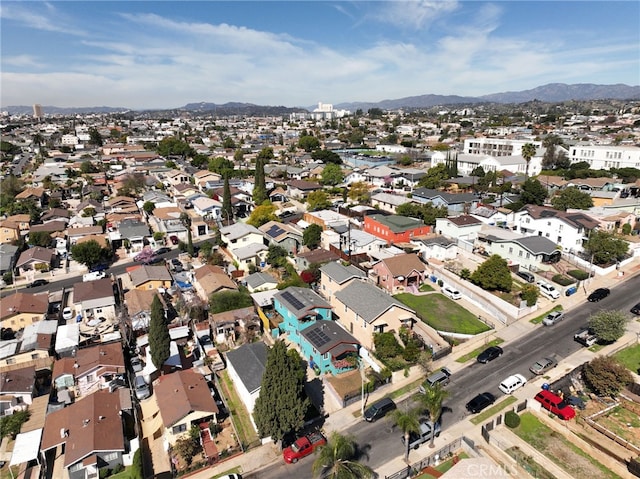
top-left (300, 320), bottom-right (360, 375)
top-left (273, 287), bottom-right (332, 344)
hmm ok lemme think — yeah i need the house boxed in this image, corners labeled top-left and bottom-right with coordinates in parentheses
top-left (163, 169), bottom-right (190, 186)
top-left (0, 292), bottom-right (48, 330)
top-left (327, 228), bottom-right (387, 261)
top-left (193, 170), bottom-right (222, 190)
top-left (0, 365), bottom-right (35, 415)
top-left (67, 226), bottom-right (105, 245)
top-left (303, 210), bottom-right (350, 231)
top-left (300, 320), bottom-right (360, 375)
top-left (52, 341), bottom-right (126, 398)
top-left (129, 264), bottom-right (173, 290)
top-left (41, 389), bottom-right (127, 479)
top-left (4, 214), bottom-right (31, 236)
top-left (295, 248), bottom-right (340, 271)
top-left (371, 253), bottom-right (426, 294)
top-left (286, 180), bottom-right (323, 199)
top-left (15, 187), bottom-right (46, 207)
top-left (244, 272), bottom-right (278, 293)
top-left (29, 220), bottom-right (67, 235)
top-left (228, 242), bottom-right (268, 273)
top-left (209, 306), bottom-right (260, 345)
top-left (371, 192), bottom-right (412, 214)
top-left (72, 278), bottom-right (117, 321)
top-left (0, 219), bottom-right (21, 244)
top-left (107, 196), bottom-right (139, 214)
top-left (475, 227), bottom-right (561, 272)
top-left (124, 289), bottom-right (166, 331)
top-left (15, 246), bottom-right (56, 274)
top-left (412, 188), bottom-right (480, 215)
top-left (0, 243), bottom-right (19, 274)
top-left (190, 195), bottom-right (222, 219)
top-left (148, 207), bottom-right (188, 242)
top-left (118, 218), bottom-right (151, 252)
top-left (333, 280), bottom-right (417, 351)
top-left (410, 236), bottom-right (458, 262)
top-left (219, 222), bottom-right (264, 248)
top-left (273, 287), bottom-right (332, 344)
top-left (209, 185), bottom-right (252, 218)
top-left (41, 207), bottom-right (71, 224)
top-left (193, 264), bottom-right (238, 299)
top-left (172, 183), bottom-right (201, 198)
top-left (469, 205), bottom-right (513, 228)
top-left (319, 261), bottom-right (366, 302)
top-left (154, 369), bottom-right (219, 445)
top-left (225, 341), bottom-right (268, 429)
top-left (259, 220), bottom-right (303, 255)
top-left (363, 214), bottom-right (430, 245)
top-left (434, 215), bottom-right (484, 241)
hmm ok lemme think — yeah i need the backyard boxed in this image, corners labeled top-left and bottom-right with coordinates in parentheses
top-left (394, 293), bottom-right (490, 334)
top-left (613, 343), bottom-right (640, 374)
top-left (514, 412), bottom-right (623, 479)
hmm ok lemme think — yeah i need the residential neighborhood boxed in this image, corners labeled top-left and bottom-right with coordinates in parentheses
top-left (2, 97), bottom-right (640, 479)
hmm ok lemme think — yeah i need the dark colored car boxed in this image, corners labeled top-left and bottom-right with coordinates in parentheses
top-left (516, 270), bottom-right (535, 283)
top-left (363, 397), bottom-right (396, 422)
top-left (90, 263), bottom-right (109, 273)
top-left (477, 346), bottom-right (503, 364)
top-left (155, 247), bottom-right (171, 255)
top-left (143, 257), bottom-right (164, 265)
top-left (631, 303), bottom-right (640, 315)
top-left (169, 235), bottom-right (179, 245)
top-left (466, 392), bottom-right (496, 413)
top-left (27, 279), bottom-right (49, 288)
top-left (588, 288), bottom-right (610, 302)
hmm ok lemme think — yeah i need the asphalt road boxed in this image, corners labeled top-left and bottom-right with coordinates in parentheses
top-left (248, 276), bottom-right (640, 478)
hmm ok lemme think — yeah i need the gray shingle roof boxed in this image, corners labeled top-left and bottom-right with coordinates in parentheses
top-left (334, 281), bottom-right (414, 323)
top-left (300, 320), bottom-right (358, 355)
top-left (513, 236), bottom-right (559, 255)
top-left (220, 222), bottom-right (262, 241)
top-left (274, 286), bottom-right (331, 318)
top-left (319, 261), bottom-right (366, 285)
top-left (413, 188), bottom-right (477, 204)
top-left (245, 272), bottom-right (278, 289)
top-left (225, 341), bottom-right (268, 394)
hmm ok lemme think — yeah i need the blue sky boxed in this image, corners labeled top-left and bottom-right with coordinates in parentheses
top-left (1, 1), bottom-right (638, 110)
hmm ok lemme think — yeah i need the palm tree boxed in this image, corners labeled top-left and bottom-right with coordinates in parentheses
top-left (179, 212), bottom-right (194, 256)
top-left (419, 383), bottom-right (450, 448)
top-left (521, 143), bottom-right (537, 179)
top-left (391, 406), bottom-right (422, 463)
top-left (312, 431), bottom-right (373, 479)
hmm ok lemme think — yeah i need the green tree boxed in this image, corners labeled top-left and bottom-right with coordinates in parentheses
top-left (247, 203), bottom-right (277, 228)
top-left (520, 283), bottom-right (539, 306)
top-left (208, 289), bottom-right (254, 314)
top-left (180, 212), bottom-right (194, 256)
top-left (80, 161), bottom-right (99, 174)
top-left (208, 156), bottom-right (234, 175)
top-left (298, 135), bottom-right (321, 152)
top-left (118, 173), bottom-right (147, 197)
top-left (551, 187), bottom-right (594, 211)
top-left (149, 295), bottom-right (170, 370)
top-left (521, 143), bottom-right (537, 178)
top-left (221, 175), bottom-right (233, 222)
top-left (143, 201), bottom-right (155, 214)
top-left (253, 148), bottom-right (271, 205)
top-left (321, 163), bottom-right (344, 186)
top-left (519, 178), bottom-right (547, 206)
top-left (28, 231), bottom-right (52, 247)
top-left (222, 137), bottom-right (236, 149)
top-left (88, 127), bottom-right (103, 146)
top-left (419, 383), bottom-right (449, 448)
top-left (267, 244), bottom-right (288, 267)
top-left (395, 202), bottom-right (447, 226)
top-left (584, 230), bottom-right (629, 265)
top-left (71, 240), bottom-right (110, 268)
top-left (303, 223), bottom-right (322, 249)
top-left (0, 409), bottom-right (30, 439)
top-left (588, 310), bottom-right (629, 343)
top-left (254, 341), bottom-right (309, 443)
top-left (307, 190), bottom-right (331, 211)
top-left (373, 332), bottom-right (402, 359)
top-left (470, 254), bottom-right (512, 292)
top-left (348, 182), bottom-right (370, 203)
top-left (0, 175), bottom-right (25, 215)
top-left (391, 407), bottom-right (422, 463)
top-left (311, 149), bottom-right (342, 164)
top-left (418, 163), bottom-right (449, 189)
top-left (312, 431), bottom-right (374, 479)
top-left (583, 356), bottom-right (633, 397)
top-left (156, 136), bottom-right (195, 159)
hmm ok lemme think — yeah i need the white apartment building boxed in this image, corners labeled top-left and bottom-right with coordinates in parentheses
top-left (464, 138), bottom-right (542, 157)
top-left (61, 134), bottom-right (79, 146)
top-left (430, 151), bottom-right (542, 177)
top-left (568, 144), bottom-right (640, 170)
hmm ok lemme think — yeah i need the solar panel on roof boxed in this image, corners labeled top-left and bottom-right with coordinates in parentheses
top-left (281, 291), bottom-right (305, 310)
top-left (307, 328), bottom-right (331, 347)
top-left (267, 225), bottom-right (286, 238)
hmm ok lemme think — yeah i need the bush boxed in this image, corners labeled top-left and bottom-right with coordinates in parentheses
top-left (504, 411), bottom-right (521, 428)
top-left (552, 274), bottom-right (575, 286)
top-left (567, 269), bottom-right (589, 280)
top-left (2, 271), bottom-right (13, 285)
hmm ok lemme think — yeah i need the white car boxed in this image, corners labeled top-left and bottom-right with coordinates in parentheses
top-left (62, 307), bottom-right (73, 320)
top-left (536, 281), bottom-right (560, 300)
top-left (499, 373), bottom-right (527, 394)
top-left (442, 285), bottom-right (462, 300)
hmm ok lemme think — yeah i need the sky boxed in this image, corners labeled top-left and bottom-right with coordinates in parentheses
top-left (1, 1), bottom-right (639, 110)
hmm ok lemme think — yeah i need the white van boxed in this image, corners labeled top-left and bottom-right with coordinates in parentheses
top-left (83, 271), bottom-right (106, 282)
top-left (498, 374), bottom-right (527, 394)
top-left (537, 281), bottom-right (560, 300)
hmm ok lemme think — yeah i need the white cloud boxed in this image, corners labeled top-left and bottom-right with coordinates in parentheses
top-left (373, 0), bottom-right (459, 30)
top-left (0, 3), bottom-right (86, 36)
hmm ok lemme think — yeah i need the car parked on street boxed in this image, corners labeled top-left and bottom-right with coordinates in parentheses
top-left (477, 346), bottom-right (503, 364)
top-left (542, 311), bottom-right (564, 326)
top-left (27, 279), bottom-right (48, 288)
top-left (499, 374), bottom-right (527, 394)
top-left (529, 357), bottom-right (558, 375)
top-left (363, 397), bottom-right (396, 422)
top-left (588, 288), bottom-right (610, 302)
top-left (401, 421), bottom-right (441, 449)
top-left (465, 392), bottom-right (496, 413)
top-left (442, 285), bottom-right (462, 300)
top-left (155, 247), bottom-right (171, 255)
top-left (632, 302), bottom-right (640, 315)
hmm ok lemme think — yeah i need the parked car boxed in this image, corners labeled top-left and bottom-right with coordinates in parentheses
top-left (155, 247), bottom-right (171, 255)
top-left (574, 327), bottom-right (598, 347)
top-left (363, 397), bottom-right (396, 422)
top-left (27, 279), bottom-right (48, 288)
top-left (134, 375), bottom-right (150, 400)
top-left (477, 346), bottom-right (503, 364)
top-left (632, 302), bottom-right (640, 315)
top-left (588, 288), bottom-right (610, 302)
top-left (529, 357), bottom-right (558, 375)
top-left (499, 373), bottom-right (527, 394)
top-left (217, 475), bottom-right (242, 479)
top-left (537, 281), bottom-right (560, 300)
top-left (442, 285), bottom-right (462, 300)
top-left (130, 357), bottom-right (143, 373)
top-left (171, 258), bottom-right (182, 267)
top-left (90, 263), bottom-right (109, 273)
top-left (465, 392), bottom-right (496, 413)
top-left (542, 311), bottom-right (564, 326)
top-left (169, 235), bottom-right (179, 245)
top-left (534, 389), bottom-right (576, 420)
top-left (401, 421), bottom-right (441, 449)
top-left (62, 307), bottom-right (73, 320)
top-left (516, 270), bottom-right (535, 283)
top-left (282, 431), bottom-right (326, 463)
top-left (419, 367), bottom-right (452, 393)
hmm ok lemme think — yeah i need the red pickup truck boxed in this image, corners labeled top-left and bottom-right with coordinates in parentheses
top-left (282, 431), bottom-right (327, 463)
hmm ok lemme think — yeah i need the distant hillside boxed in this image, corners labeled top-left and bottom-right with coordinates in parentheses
top-left (479, 83), bottom-right (640, 103)
top-left (334, 94), bottom-right (481, 112)
top-left (179, 102), bottom-right (307, 116)
top-left (3, 105), bottom-right (130, 115)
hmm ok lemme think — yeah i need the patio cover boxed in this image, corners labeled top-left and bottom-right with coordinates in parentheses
top-left (10, 428), bottom-right (43, 466)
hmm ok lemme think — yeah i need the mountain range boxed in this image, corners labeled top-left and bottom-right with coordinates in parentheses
top-left (4, 83), bottom-right (639, 116)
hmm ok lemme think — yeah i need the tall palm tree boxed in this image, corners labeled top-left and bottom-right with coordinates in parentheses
top-left (312, 431), bottom-right (373, 479)
top-left (179, 212), bottom-right (194, 256)
top-left (521, 143), bottom-right (537, 179)
top-left (419, 383), bottom-right (450, 448)
top-left (391, 406), bottom-right (422, 463)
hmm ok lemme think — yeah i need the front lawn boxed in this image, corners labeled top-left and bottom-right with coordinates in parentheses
top-left (469, 396), bottom-right (517, 425)
top-left (455, 338), bottom-right (504, 363)
top-left (394, 293), bottom-right (490, 334)
top-left (613, 343), bottom-right (640, 373)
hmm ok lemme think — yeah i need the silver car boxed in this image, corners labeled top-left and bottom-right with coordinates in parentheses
top-left (530, 357), bottom-right (558, 375)
top-left (134, 375), bottom-right (150, 400)
top-left (542, 311), bottom-right (564, 326)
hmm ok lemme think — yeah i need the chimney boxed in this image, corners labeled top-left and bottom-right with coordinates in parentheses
top-left (83, 419), bottom-right (90, 426)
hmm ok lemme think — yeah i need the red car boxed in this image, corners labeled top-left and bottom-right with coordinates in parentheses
top-left (534, 389), bottom-right (576, 420)
top-left (283, 432), bottom-right (326, 463)
top-left (169, 235), bottom-right (179, 245)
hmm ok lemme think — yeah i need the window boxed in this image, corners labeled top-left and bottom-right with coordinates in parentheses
top-left (69, 463), bottom-right (83, 473)
top-left (172, 423), bottom-right (187, 434)
top-left (95, 308), bottom-right (103, 314)
top-left (102, 452), bottom-right (119, 462)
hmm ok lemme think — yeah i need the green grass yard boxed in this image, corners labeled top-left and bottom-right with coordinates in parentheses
top-left (613, 343), bottom-right (640, 373)
top-left (394, 293), bottom-right (490, 334)
top-left (469, 396), bottom-right (517, 425)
